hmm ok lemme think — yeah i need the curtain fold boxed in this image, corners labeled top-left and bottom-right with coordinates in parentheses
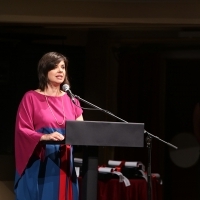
top-left (115, 50), bottom-right (162, 173)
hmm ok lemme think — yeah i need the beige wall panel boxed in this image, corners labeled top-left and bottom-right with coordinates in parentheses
top-left (0, 1), bottom-right (200, 24)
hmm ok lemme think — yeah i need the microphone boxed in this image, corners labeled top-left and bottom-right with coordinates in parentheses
top-left (62, 84), bottom-right (75, 103)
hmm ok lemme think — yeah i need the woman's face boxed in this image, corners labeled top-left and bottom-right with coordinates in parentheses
top-left (47, 60), bottom-right (66, 87)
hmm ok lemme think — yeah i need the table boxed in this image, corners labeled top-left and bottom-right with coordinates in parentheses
top-left (78, 176), bottom-right (163, 200)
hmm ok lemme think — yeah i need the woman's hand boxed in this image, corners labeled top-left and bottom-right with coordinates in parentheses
top-left (76, 114), bottom-right (83, 121)
top-left (40, 132), bottom-right (64, 141)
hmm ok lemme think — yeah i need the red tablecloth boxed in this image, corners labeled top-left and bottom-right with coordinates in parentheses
top-left (79, 176), bottom-right (163, 200)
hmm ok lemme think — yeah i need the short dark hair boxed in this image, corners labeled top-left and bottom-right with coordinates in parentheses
top-left (37, 52), bottom-right (70, 91)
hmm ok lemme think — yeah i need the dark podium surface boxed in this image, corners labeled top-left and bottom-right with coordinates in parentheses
top-left (65, 120), bottom-right (145, 200)
top-left (65, 120), bottom-right (144, 147)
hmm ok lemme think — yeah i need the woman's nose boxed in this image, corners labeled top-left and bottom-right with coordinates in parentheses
top-left (58, 66), bottom-right (64, 72)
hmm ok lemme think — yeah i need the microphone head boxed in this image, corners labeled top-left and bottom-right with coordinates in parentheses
top-left (62, 84), bottom-right (70, 92)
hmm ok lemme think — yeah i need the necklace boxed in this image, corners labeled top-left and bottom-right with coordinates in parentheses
top-left (45, 95), bottom-right (66, 126)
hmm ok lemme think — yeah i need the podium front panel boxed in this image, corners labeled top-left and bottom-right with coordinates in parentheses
top-left (65, 121), bottom-right (144, 147)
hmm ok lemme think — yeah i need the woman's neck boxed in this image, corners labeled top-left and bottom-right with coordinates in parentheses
top-left (44, 85), bottom-right (62, 96)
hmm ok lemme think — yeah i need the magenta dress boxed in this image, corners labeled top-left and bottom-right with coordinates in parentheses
top-left (14, 90), bottom-right (83, 200)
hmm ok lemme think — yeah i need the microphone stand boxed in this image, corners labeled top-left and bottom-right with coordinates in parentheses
top-left (74, 94), bottom-right (178, 200)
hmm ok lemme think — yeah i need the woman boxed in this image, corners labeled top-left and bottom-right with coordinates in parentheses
top-left (14, 52), bottom-right (83, 200)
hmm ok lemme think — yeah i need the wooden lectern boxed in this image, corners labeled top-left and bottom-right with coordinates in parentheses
top-left (65, 120), bottom-right (144, 200)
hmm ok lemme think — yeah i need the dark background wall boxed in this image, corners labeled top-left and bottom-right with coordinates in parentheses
top-left (164, 59), bottom-right (200, 199)
top-left (1, 36), bottom-right (200, 200)
top-left (1, 1), bottom-right (200, 200)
